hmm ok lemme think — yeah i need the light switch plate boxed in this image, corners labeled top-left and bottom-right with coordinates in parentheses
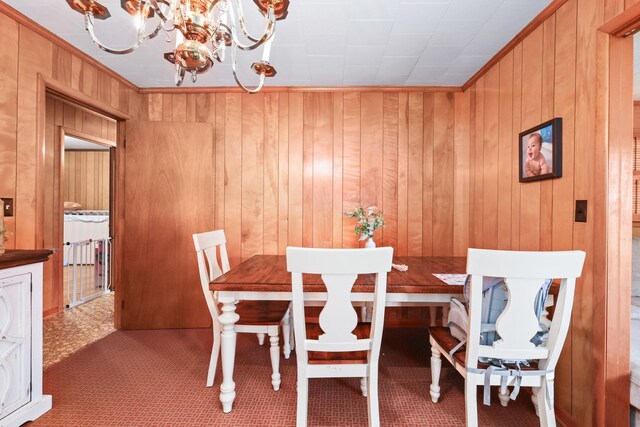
top-left (575, 200), bottom-right (587, 222)
top-left (1, 198), bottom-right (14, 217)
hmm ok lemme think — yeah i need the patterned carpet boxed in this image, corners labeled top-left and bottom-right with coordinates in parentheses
top-left (43, 293), bottom-right (116, 369)
top-left (36, 326), bottom-right (541, 426)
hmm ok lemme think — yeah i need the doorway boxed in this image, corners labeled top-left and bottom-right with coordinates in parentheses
top-left (42, 93), bottom-right (119, 367)
top-left (62, 134), bottom-right (112, 309)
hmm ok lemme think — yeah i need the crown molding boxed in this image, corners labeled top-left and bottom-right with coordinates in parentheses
top-left (462, 0), bottom-right (569, 91)
top-left (599, 1), bottom-right (640, 36)
top-left (138, 85), bottom-right (463, 94)
top-left (0, 1), bottom-right (138, 91)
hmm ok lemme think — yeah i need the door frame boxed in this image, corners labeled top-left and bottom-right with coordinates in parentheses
top-left (35, 75), bottom-right (130, 327)
top-left (596, 5), bottom-right (638, 426)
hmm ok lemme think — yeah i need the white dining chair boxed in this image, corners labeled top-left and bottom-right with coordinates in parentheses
top-left (193, 230), bottom-right (293, 390)
top-left (286, 247), bottom-right (394, 427)
top-left (428, 248), bottom-right (585, 427)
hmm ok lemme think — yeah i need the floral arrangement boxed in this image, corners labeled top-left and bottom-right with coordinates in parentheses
top-left (0, 224), bottom-right (6, 254)
top-left (345, 206), bottom-right (385, 241)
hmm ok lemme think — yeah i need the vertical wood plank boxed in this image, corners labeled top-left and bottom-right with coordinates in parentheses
top-left (288, 93), bottom-right (303, 247)
top-left (407, 92), bottom-right (423, 256)
top-left (511, 44), bottom-right (523, 251)
top-left (382, 93), bottom-right (399, 250)
top-left (453, 91), bottom-right (470, 256)
top-left (342, 92), bottom-right (361, 248)
top-left (0, 13), bottom-right (19, 248)
top-left (162, 94), bottom-right (173, 122)
top-left (422, 93), bottom-right (434, 256)
top-left (16, 26), bottom-right (52, 248)
top-left (302, 93), bottom-right (314, 247)
top-left (539, 16), bottom-right (556, 252)
top-left (473, 77), bottom-right (485, 248)
top-left (433, 93), bottom-right (455, 256)
top-left (278, 94), bottom-right (289, 254)
top-left (312, 92), bottom-right (334, 248)
top-left (519, 26), bottom-right (544, 251)
top-left (224, 93), bottom-right (242, 267)
top-left (573, 0), bottom-right (599, 419)
top-left (214, 94), bottom-right (225, 231)
top-left (482, 66), bottom-right (499, 249)
top-left (263, 93), bottom-right (279, 254)
top-left (332, 93), bottom-right (344, 248)
top-left (397, 92), bottom-right (409, 256)
top-left (360, 92), bottom-right (384, 210)
top-left (172, 93), bottom-right (187, 122)
top-left (497, 52), bottom-right (514, 250)
top-left (241, 94), bottom-right (264, 260)
top-left (148, 93), bottom-right (162, 122)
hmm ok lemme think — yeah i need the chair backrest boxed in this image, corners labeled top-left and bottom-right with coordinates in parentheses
top-left (193, 230), bottom-right (231, 320)
top-left (465, 248), bottom-right (586, 371)
top-left (286, 247), bottom-right (394, 364)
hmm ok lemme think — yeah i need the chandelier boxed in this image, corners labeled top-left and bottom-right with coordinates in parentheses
top-left (66, 0), bottom-right (289, 92)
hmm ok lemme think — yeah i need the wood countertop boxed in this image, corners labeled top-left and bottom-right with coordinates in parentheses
top-left (0, 249), bottom-right (53, 270)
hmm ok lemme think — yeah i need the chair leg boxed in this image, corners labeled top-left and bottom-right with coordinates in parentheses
top-left (498, 387), bottom-right (510, 407)
top-left (257, 333), bottom-right (265, 345)
top-left (289, 312), bottom-right (295, 352)
top-left (268, 328), bottom-right (281, 391)
top-left (536, 378), bottom-right (556, 427)
top-left (531, 387), bottom-right (540, 417)
top-left (282, 309), bottom-right (292, 359)
top-left (367, 374), bottom-right (380, 427)
top-left (361, 305), bottom-right (368, 322)
top-left (207, 327), bottom-right (221, 387)
top-left (297, 377), bottom-right (309, 427)
top-left (360, 377), bottom-right (368, 397)
top-left (430, 345), bottom-right (442, 403)
top-left (465, 378), bottom-right (479, 427)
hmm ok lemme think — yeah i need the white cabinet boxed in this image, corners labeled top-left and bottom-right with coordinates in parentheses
top-left (0, 251), bottom-right (52, 427)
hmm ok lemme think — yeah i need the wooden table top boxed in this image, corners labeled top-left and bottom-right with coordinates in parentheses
top-left (211, 255), bottom-right (466, 294)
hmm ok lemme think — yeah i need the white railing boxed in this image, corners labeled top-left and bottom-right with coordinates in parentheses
top-left (63, 237), bottom-right (112, 309)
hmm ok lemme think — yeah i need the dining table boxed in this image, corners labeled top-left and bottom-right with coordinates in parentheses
top-left (209, 254), bottom-right (467, 413)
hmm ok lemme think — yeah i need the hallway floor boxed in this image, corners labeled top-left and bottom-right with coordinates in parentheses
top-left (43, 293), bottom-right (115, 369)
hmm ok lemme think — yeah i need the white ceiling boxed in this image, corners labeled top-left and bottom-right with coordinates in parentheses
top-left (64, 136), bottom-right (110, 151)
top-left (4, 0), bottom-right (552, 88)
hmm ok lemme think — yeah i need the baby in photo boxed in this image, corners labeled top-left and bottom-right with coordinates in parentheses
top-left (524, 132), bottom-right (549, 177)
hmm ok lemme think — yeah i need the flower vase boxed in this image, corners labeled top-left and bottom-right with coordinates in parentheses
top-left (365, 237), bottom-right (376, 248)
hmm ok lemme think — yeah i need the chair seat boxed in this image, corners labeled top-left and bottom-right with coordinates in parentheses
top-left (306, 322), bottom-right (371, 365)
top-left (225, 300), bottom-right (291, 326)
top-left (429, 327), bottom-right (539, 370)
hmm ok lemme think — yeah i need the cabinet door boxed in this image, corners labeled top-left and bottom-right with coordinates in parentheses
top-left (0, 273), bottom-right (31, 419)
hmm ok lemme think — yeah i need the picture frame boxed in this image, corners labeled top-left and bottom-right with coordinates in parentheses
top-left (519, 117), bottom-right (562, 183)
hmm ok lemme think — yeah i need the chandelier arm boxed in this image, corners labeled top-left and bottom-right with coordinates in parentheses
top-left (229, 27), bottom-right (272, 94)
top-left (85, 12), bottom-right (147, 54)
top-left (224, 5), bottom-right (276, 51)
top-left (231, 0), bottom-right (259, 42)
top-left (148, 0), bottom-right (172, 23)
top-left (144, 21), bottom-right (166, 40)
top-left (231, 63), bottom-right (267, 93)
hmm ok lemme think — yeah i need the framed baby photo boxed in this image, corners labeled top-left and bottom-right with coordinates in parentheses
top-left (519, 117), bottom-right (562, 183)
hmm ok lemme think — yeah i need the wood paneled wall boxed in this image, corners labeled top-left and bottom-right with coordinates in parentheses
top-left (466, 0), bottom-right (634, 425)
top-left (136, 91), bottom-right (469, 268)
top-left (64, 151), bottom-right (110, 211)
top-left (0, 9), bottom-right (135, 253)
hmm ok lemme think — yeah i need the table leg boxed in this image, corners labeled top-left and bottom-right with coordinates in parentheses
top-left (218, 296), bottom-right (240, 413)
